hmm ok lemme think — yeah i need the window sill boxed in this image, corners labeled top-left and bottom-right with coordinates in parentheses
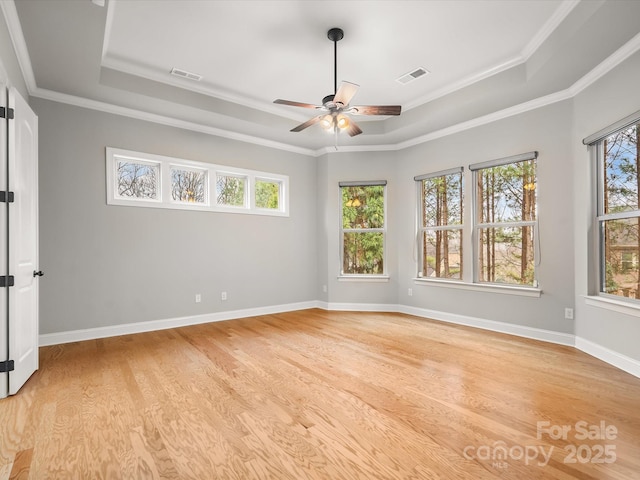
top-left (413, 278), bottom-right (542, 297)
top-left (584, 295), bottom-right (640, 317)
top-left (338, 275), bottom-right (390, 283)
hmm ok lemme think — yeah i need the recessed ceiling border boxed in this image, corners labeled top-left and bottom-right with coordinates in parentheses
top-left (3, 0), bottom-right (640, 158)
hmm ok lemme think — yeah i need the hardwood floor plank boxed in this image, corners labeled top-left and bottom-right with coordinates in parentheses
top-left (8, 448), bottom-right (32, 480)
top-left (1, 309), bottom-right (640, 479)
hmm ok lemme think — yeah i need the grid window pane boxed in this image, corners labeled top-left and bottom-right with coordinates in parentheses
top-left (216, 174), bottom-right (246, 207)
top-left (477, 160), bottom-right (536, 224)
top-left (421, 174), bottom-right (463, 227)
top-left (116, 161), bottom-right (159, 199)
top-left (342, 185), bottom-right (384, 229)
top-left (419, 172), bottom-right (463, 279)
top-left (343, 232), bottom-right (384, 274)
top-left (478, 226), bottom-right (535, 285)
top-left (602, 218), bottom-right (640, 298)
top-left (256, 180), bottom-right (280, 210)
top-left (604, 125), bottom-right (639, 215)
top-left (171, 168), bottom-right (206, 203)
top-left (423, 230), bottom-right (462, 279)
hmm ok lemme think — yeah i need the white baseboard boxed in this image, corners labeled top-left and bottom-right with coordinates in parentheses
top-left (575, 336), bottom-right (640, 378)
top-left (398, 305), bottom-right (576, 346)
top-left (325, 302), bottom-right (401, 312)
top-left (39, 301), bottom-right (640, 380)
top-left (38, 301), bottom-right (320, 346)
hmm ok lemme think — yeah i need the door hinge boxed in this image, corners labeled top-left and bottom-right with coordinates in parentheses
top-left (0, 191), bottom-right (14, 203)
top-left (0, 275), bottom-right (15, 287)
top-left (0, 107), bottom-right (14, 119)
top-left (0, 360), bottom-right (15, 373)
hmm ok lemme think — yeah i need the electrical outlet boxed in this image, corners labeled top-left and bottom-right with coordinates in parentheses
top-left (564, 308), bottom-right (574, 320)
top-left (221, 291), bottom-right (227, 301)
top-left (322, 285), bottom-right (327, 293)
top-left (195, 294), bottom-right (201, 303)
top-left (408, 288), bottom-right (413, 296)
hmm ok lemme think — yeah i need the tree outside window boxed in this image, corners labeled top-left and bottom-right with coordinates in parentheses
top-left (116, 161), bottom-right (159, 199)
top-left (340, 183), bottom-right (386, 275)
top-left (171, 167), bottom-right (206, 203)
top-left (255, 179), bottom-right (280, 210)
top-left (474, 156), bottom-right (537, 286)
top-left (216, 174), bottom-right (246, 207)
top-left (418, 170), bottom-right (463, 279)
top-left (600, 123), bottom-right (640, 299)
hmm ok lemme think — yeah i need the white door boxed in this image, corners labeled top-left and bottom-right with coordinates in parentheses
top-left (0, 82), bottom-right (8, 399)
top-left (7, 86), bottom-right (39, 395)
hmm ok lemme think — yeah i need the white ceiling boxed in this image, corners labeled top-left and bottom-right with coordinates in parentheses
top-left (8, 0), bottom-right (640, 153)
top-left (102, 0), bottom-right (565, 114)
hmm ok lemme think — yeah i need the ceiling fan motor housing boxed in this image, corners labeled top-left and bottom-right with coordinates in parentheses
top-left (322, 94), bottom-right (336, 106)
top-left (327, 28), bottom-right (344, 42)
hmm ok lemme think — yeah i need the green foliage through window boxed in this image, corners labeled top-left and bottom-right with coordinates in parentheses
top-left (255, 180), bottom-right (280, 210)
top-left (341, 185), bottom-right (385, 275)
top-left (216, 174), bottom-right (246, 207)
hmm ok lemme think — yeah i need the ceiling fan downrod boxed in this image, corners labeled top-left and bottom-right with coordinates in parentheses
top-left (325, 27), bottom-right (344, 102)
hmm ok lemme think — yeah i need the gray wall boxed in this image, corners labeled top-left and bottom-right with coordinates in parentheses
top-left (573, 50), bottom-right (640, 360)
top-left (0, 4), bottom-right (28, 97)
top-left (395, 101), bottom-right (575, 333)
top-left (33, 98), bottom-right (318, 334)
top-left (320, 151), bottom-right (401, 306)
top-left (3, 2), bottom-right (640, 367)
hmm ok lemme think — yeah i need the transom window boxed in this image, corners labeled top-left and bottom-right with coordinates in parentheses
top-left (339, 181), bottom-right (386, 276)
top-left (470, 152), bottom-right (538, 286)
top-left (106, 148), bottom-right (288, 216)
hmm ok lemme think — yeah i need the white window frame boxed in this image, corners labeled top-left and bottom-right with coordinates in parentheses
top-left (106, 147), bottom-right (289, 217)
top-left (470, 151), bottom-right (539, 288)
top-left (339, 181), bottom-right (388, 280)
top-left (585, 111), bottom-right (640, 304)
top-left (415, 167), bottom-right (464, 282)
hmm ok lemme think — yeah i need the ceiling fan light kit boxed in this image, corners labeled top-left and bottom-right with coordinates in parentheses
top-left (274, 27), bottom-right (401, 139)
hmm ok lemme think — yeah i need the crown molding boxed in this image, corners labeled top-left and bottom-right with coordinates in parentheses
top-left (30, 87), bottom-right (317, 157)
top-left (521, 0), bottom-right (580, 60)
top-left (569, 30), bottom-right (640, 96)
top-left (0, 0), bottom-right (36, 93)
top-left (4, 0), bottom-right (640, 158)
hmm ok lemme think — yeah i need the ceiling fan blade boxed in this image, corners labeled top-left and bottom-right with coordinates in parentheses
top-left (334, 81), bottom-right (359, 107)
top-left (291, 115), bottom-right (324, 132)
top-left (274, 99), bottom-right (321, 109)
top-left (350, 105), bottom-right (402, 116)
top-left (346, 120), bottom-right (363, 137)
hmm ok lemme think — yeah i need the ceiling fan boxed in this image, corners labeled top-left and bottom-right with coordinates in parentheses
top-left (274, 28), bottom-right (402, 137)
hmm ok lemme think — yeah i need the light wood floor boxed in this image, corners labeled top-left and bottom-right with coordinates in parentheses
top-left (1, 309), bottom-right (640, 479)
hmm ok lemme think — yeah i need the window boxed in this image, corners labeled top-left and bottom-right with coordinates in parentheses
top-left (106, 148), bottom-right (288, 216)
top-left (416, 168), bottom-right (463, 280)
top-left (255, 179), bottom-right (281, 210)
top-left (470, 152), bottom-right (538, 286)
top-left (340, 181), bottom-right (386, 276)
top-left (115, 159), bottom-right (160, 201)
top-left (171, 166), bottom-right (207, 204)
top-left (594, 121), bottom-right (640, 299)
top-left (216, 173), bottom-right (246, 207)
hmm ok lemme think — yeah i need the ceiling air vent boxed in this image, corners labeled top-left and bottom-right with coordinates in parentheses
top-left (396, 67), bottom-right (429, 85)
top-left (170, 68), bottom-right (203, 82)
